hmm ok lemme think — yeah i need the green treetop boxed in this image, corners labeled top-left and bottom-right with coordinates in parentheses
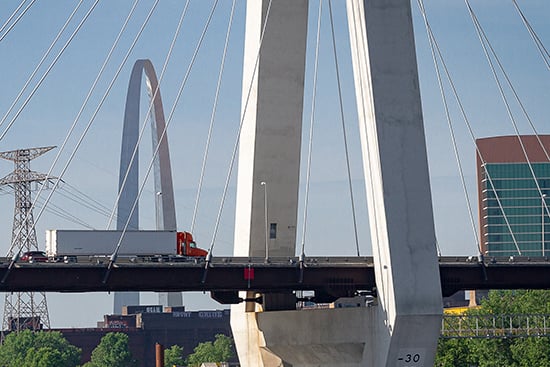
top-left (0, 330), bottom-right (81, 367)
top-left (186, 334), bottom-right (234, 367)
top-left (164, 345), bottom-right (184, 367)
top-left (83, 332), bottom-right (136, 367)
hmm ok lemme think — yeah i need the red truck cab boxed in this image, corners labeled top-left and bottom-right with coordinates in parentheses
top-left (176, 231), bottom-right (208, 257)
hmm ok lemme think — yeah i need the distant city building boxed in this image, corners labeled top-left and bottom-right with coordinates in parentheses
top-left (51, 307), bottom-right (234, 367)
top-left (477, 135), bottom-right (550, 256)
top-left (442, 291), bottom-right (470, 309)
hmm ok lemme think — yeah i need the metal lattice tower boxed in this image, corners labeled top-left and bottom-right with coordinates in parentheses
top-left (0, 146), bottom-right (55, 331)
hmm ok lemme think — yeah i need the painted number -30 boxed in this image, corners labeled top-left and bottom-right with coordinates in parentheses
top-left (402, 354), bottom-right (420, 363)
top-left (397, 349), bottom-right (425, 367)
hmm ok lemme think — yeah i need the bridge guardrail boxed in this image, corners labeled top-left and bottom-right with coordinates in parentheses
top-left (441, 314), bottom-right (550, 338)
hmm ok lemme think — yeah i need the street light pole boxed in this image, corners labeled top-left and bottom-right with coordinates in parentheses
top-left (261, 181), bottom-right (268, 262)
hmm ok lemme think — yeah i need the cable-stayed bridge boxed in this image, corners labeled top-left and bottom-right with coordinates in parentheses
top-left (0, 1), bottom-right (548, 366)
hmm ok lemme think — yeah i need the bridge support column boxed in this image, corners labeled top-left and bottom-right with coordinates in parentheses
top-left (231, 0), bottom-right (308, 366)
top-left (347, 0), bottom-right (443, 365)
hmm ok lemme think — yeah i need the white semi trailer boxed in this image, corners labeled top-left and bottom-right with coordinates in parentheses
top-left (45, 230), bottom-right (207, 261)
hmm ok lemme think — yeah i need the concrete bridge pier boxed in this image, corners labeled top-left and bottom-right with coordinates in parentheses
top-left (345, 0), bottom-right (443, 365)
top-left (230, 0), bottom-right (308, 365)
top-left (231, 0), bottom-right (442, 366)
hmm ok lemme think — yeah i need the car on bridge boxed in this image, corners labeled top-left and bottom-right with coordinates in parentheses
top-left (20, 251), bottom-right (48, 263)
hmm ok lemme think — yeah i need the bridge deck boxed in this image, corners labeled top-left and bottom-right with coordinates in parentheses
top-left (0, 256), bottom-right (548, 301)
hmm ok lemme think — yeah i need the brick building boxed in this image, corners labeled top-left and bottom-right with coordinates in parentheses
top-left (476, 135), bottom-right (550, 256)
top-left (53, 307), bottom-right (234, 366)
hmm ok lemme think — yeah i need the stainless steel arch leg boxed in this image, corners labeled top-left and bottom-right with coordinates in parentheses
top-left (114, 59), bottom-right (180, 313)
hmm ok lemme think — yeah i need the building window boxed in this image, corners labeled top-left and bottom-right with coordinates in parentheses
top-left (269, 223), bottom-right (277, 239)
top-left (484, 162), bottom-right (550, 256)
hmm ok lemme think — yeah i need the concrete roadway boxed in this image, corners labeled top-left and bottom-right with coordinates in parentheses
top-left (0, 256), bottom-right (548, 304)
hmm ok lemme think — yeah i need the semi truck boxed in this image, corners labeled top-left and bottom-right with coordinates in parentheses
top-left (45, 230), bottom-right (208, 262)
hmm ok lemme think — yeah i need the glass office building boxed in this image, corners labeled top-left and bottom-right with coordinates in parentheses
top-left (477, 136), bottom-right (550, 257)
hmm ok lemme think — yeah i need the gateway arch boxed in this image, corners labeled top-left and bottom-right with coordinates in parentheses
top-left (114, 59), bottom-right (180, 313)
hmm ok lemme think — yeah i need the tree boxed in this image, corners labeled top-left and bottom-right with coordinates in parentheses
top-left (164, 345), bottom-right (184, 367)
top-left (436, 290), bottom-right (550, 366)
top-left (435, 338), bottom-right (472, 367)
top-left (472, 290), bottom-right (550, 367)
top-left (468, 338), bottom-right (517, 367)
top-left (510, 337), bottom-right (550, 367)
top-left (186, 334), bottom-right (234, 367)
top-left (470, 290), bottom-right (550, 315)
top-left (83, 332), bottom-right (136, 367)
top-left (0, 330), bottom-right (81, 367)
top-left (22, 347), bottom-right (65, 367)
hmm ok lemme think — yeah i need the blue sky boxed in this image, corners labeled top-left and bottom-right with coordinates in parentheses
top-left (0, 0), bottom-right (548, 327)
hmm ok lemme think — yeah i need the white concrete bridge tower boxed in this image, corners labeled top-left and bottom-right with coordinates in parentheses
top-left (231, 1), bottom-right (442, 366)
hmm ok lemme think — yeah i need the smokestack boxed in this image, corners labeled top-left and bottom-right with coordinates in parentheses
top-left (155, 343), bottom-right (164, 367)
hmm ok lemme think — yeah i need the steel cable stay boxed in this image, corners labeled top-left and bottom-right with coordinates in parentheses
top-left (71, 151), bottom-right (236, 247)
top-left (3, 0), bottom-right (155, 270)
top-left (55, 188), bottom-right (114, 220)
top-left (73, 155), bottom-right (177, 222)
top-left (42, 189), bottom-right (133, 230)
top-left (0, 169), bottom-right (128, 226)
top-left (426, 0), bottom-right (524, 256)
top-left (328, 0), bottom-right (361, 257)
top-left (0, 0), bottom-right (27, 36)
top-left (61, 181), bottom-right (121, 218)
top-left (76, 154), bottom-right (170, 199)
top-left (13, 0), bottom-right (136, 239)
top-left (66, 176), bottom-right (238, 246)
top-left (0, 0), bottom-right (101, 141)
top-left (32, 0), bottom-right (161, 248)
top-left (298, 0), bottom-right (362, 262)
top-left (106, 0), bottom-right (191, 230)
top-left (466, 2), bottom-right (550, 164)
top-left (75, 152), bottom-right (230, 235)
top-left (511, 0), bottom-right (550, 71)
top-left (0, 0), bottom-right (37, 43)
top-left (106, 0), bottom-right (221, 277)
top-left (2, 0), bottom-right (105, 261)
top-left (55, 185), bottom-right (129, 223)
top-left (69, 158), bottom-right (236, 246)
top-left (4, 0), bottom-right (143, 253)
top-left (35, 0), bottom-right (142, 239)
top-left (0, 0), bottom-right (86, 134)
top-left (466, 0), bottom-right (550, 236)
top-left (204, 0), bottom-right (274, 269)
top-left (466, 0), bottom-right (550, 162)
top-left (417, 0), bottom-right (481, 256)
top-left (413, 1), bottom-right (524, 257)
top-left (299, 0), bottom-right (323, 270)
top-left (190, 0), bottom-right (237, 234)
top-left (110, 0), bottom-right (217, 247)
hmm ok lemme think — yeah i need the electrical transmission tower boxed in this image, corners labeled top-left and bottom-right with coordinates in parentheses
top-left (0, 146), bottom-right (56, 331)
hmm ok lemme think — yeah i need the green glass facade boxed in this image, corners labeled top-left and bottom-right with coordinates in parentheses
top-left (482, 163), bottom-right (550, 256)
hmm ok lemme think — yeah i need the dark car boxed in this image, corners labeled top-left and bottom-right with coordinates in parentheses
top-left (20, 251), bottom-right (48, 263)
